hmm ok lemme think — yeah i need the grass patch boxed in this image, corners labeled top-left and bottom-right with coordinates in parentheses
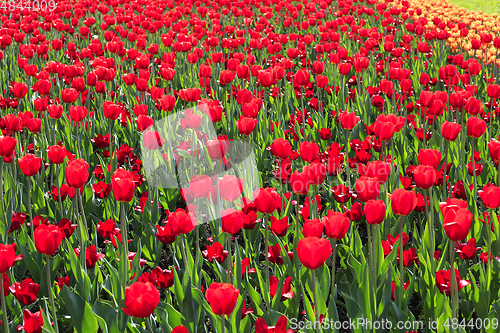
top-left (448, 0), bottom-right (500, 14)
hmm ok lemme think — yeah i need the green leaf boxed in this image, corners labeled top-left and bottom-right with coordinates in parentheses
top-left (60, 287), bottom-right (99, 333)
top-left (92, 301), bottom-right (120, 333)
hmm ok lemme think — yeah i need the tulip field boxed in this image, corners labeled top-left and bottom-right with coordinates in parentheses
top-left (2, 0), bottom-right (500, 332)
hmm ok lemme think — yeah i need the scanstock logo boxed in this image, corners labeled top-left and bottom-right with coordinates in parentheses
top-left (140, 103), bottom-right (261, 226)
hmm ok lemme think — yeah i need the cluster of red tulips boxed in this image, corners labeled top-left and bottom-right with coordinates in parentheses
top-left (1, 0), bottom-right (500, 332)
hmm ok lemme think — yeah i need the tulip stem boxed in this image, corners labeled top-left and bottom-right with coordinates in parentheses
top-left (1, 272), bottom-right (8, 333)
top-left (449, 240), bottom-right (457, 329)
top-left (179, 235), bottom-right (190, 277)
top-left (311, 188), bottom-right (317, 220)
top-left (460, 112), bottom-right (467, 182)
top-left (398, 215), bottom-right (405, 310)
top-left (0, 159), bottom-right (5, 243)
top-left (345, 130), bottom-right (350, 189)
top-left (108, 120), bottom-right (113, 174)
top-left (371, 224), bottom-right (378, 292)
top-left (294, 194), bottom-right (302, 318)
top-left (75, 196), bottom-right (86, 272)
top-left (487, 209), bottom-right (493, 290)
top-left (221, 315), bottom-right (225, 333)
top-left (56, 165), bottom-right (64, 219)
top-left (264, 214), bottom-right (270, 313)
top-left (227, 234), bottom-right (232, 284)
top-left (27, 178), bottom-right (34, 237)
top-left (489, 102), bottom-right (494, 141)
top-left (301, 87), bottom-right (306, 140)
top-left (498, 163), bottom-right (500, 187)
top-left (428, 188), bottom-right (435, 275)
top-left (120, 203), bottom-right (129, 292)
top-left (367, 223), bottom-right (377, 319)
top-left (78, 191), bottom-right (88, 274)
top-left (195, 225), bottom-right (200, 269)
top-left (330, 239), bottom-right (337, 300)
top-left (312, 269), bottom-right (321, 330)
top-left (145, 317), bottom-right (155, 333)
top-left (46, 255), bottom-right (59, 333)
top-left (443, 141), bottom-right (449, 199)
top-left (472, 139), bottom-right (478, 204)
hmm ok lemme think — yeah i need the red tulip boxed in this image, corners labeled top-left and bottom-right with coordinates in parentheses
top-left (355, 176), bottom-right (380, 202)
top-left (172, 326), bottom-right (189, 333)
top-left (413, 165), bottom-right (436, 189)
top-left (417, 149), bottom-right (442, 170)
top-left (111, 168), bottom-right (135, 202)
top-left (488, 140), bottom-right (500, 162)
top-left (218, 175), bottom-right (243, 202)
top-left (487, 84), bottom-right (500, 98)
top-left (339, 112), bottom-right (360, 130)
top-left (160, 95), bottom-right (176, 112)
top-left (466, 117), bottom-right (487, 138)
top-left (478, 184), bottom-right (500, 209)
top-left (236, 116), bottom-right (257, 135)
top-left (364, 200), bottom-right (386, 225)
top-left (19, 309), bottom-right (44, 333)
top-left (136, 115), bottom-right (154, 132)
top-left (299, 141), bottom-right (320, 163)
top-left (294, 69), bottom-right (310, 86)
top-left (297, 237), bottom-right (332, 270)
top-left (18, 154), bottom-right (42, 177)
top-left (221, 208), bottom-right (245, 235)
top-left (465, 97), bottom-right (482, 115)
top-left (206, 139), bottom-right (229, 160)
top-left (312, 60), bottom-right (325, 74)
top-left (205, 282), bottom-right (240, 315)
top-left (360, 160), bottom-right (391, 184)
top-left (290, 170), bottom-right (312, 195)
top-left (258, 70), bottom-right (274, 87)
top-left (155, 221), bottom-right (179, 244)
top-left (220, 70), bottom-right (236, 85)
top-left (69, 106), bottom-right (88, 123)
top-left (322, 211), bottom-right (350, 239)
top-left (318, 128), bottom-right (331, 140)
top-left (122, 281), bottom-right (160, 318)
top-left (436, 269), bottom-right (470, 296)
top-left (254, 187), bottom-right (278, 214)
top-left (0, 243), bottom-right (20, 273)
top-left (168, 208), bottom-right (196, 235)
top-left (179, 88), bottom-right (201, 102)
top-left (13, 82), bottom-right (29, 99)
top-left (9, 278), bottom-right (40, 306)
top-left (75, 245), bottom-right (105, 269)
top-left (390, 189), bottom-right (417, 216)
top-left (0, 136), bottom-right (16, 157)
top-left (47, 145), bottom-right (67, 164)
top-left (441, 121), bottom-right (461, 141)
top-left (443, 208), bottom-right (473, 241)
top-left (373, 121), bottom-right (395, 141)
top-left (48, 105), bottom-right (63, 119)
top-left (455, 238), bottom-right (480, 260)
top-left (61, 88), bottom-right (79, 103)
top-left (65, 159), bottom-right (89, 188)
top-left (270, 138), bottom-right (292, 159)
top-left (302, 219), bottom-right (324, 238)
top-left (189, 175), bottom-right (212, 198)
top-left (103, 101), bottom-right (122, 120)
top-left (143, 130), bottom-right (164, 150)
top-left (34, 224), bottom-right (64, 255)
top-left (151, 267), bottom-right (174, 289)
top-left (202, 242), bottom-right (228, 264)
top-left (305, 163), bottom-right (326, 185)
top-left (270, 216), bottom-right (290, 237)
